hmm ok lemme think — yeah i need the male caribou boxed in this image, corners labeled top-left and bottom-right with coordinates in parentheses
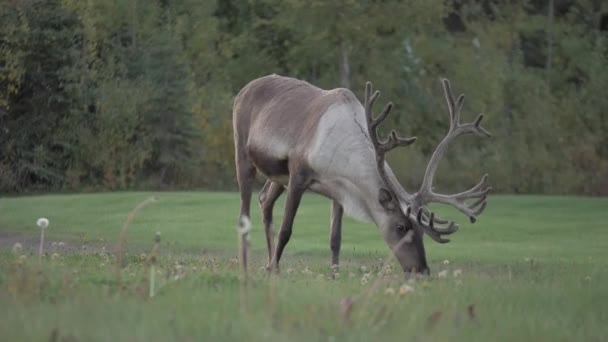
top-left (233, 74), bottom-right (491, 274)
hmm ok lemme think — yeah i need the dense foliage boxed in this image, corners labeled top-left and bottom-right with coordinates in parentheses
top-left (1, 0), bottom-right (606, 194)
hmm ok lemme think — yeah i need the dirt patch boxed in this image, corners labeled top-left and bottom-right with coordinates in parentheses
top-left (0, 231), bottom-right (106, 254)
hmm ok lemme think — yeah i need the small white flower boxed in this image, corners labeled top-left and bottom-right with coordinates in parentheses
top-left (12, 242), bottom-right (23, 254)
top-left (385, 287), bottom-right (395, 295)
top-left (58, 241), bottom-right (65, 248)
top-left (399, 284), bottom-right (414, 296)
top-left (453, 269), bottom-right (463, 277)
top-left (360, 266), bottom-right (367, 272)
top-left (437, 270), bottom-right (448, 278)
top-left (37, 217), bottom-right (49, 229)
top-left (443, 259), bottom-right (450, 265)
top-left (360, 272), bottom-right (372, 285)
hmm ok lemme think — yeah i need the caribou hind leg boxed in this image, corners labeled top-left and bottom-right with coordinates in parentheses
top-left (235, 146), bottom-right (257, 236)
top-left (258, 180), bottom-right (285, 267)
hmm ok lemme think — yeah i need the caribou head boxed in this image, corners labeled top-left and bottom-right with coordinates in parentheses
top-left (361, 79), bottom-right (492, 273)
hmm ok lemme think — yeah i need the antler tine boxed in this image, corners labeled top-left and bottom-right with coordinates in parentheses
top-left (363, 82), bottom-right (417, 156)
top-left (413, 78), bottom-right (492, 239)
top-left (414, 208), bottom-right (459, 244)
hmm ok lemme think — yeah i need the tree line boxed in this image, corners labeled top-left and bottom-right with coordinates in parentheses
top-left (1, 0), bottom-right (607, 195)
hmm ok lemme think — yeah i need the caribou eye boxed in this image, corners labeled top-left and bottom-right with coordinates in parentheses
top-left (397, 224), bottom-right (406, 233)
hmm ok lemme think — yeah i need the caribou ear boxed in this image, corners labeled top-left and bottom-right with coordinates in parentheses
top-left (378, 189), bottom-right (397, 211)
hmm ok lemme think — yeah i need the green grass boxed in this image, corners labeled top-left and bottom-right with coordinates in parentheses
top-left (1, 192), bottom-right (607, 341)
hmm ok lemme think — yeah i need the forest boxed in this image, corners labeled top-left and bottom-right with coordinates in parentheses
top-left (1, 0), bottom-right (607, 195)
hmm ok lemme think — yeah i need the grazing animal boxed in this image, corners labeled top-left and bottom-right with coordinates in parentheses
top-left (232, 74), bottom-right (491, 274)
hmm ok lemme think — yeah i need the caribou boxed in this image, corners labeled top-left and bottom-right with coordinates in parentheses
top-left (232, 74), bottom-right (491, 274)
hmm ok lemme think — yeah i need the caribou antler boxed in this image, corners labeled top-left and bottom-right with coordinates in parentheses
top-left (363, 82), bottom-right (416, 208)
top-left (411, 78), bottom-right (492, 242)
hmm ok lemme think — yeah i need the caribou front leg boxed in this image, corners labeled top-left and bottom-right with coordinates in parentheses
top-left (258, 180), bottom-right (285, 267)
top-left (268, 170), bottom-right (310, 273)
top-left (330, 200), bottom-right (343, 267)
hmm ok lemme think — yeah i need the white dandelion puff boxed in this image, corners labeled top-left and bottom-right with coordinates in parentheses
top-left (437, 270), bottom-right (448, 278)
top-left (37, 217), bottom-right (49, 229)
top-left (12, 242), bottom-right (23, 254)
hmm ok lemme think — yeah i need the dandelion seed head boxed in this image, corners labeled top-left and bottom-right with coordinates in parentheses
top-left (360, 266), bottom-right (367, 272)
top-left (443, 259), bottom-right (450, 265)
top-left (437, 270), bottom-right (448, 278)
top-left (37, 217), bottom-right (49, 229)
top-left (11, 242), bottom-right (23, 254)
top-left (385, 287), bottom-right (395, 295)
top-left (51, 253), bottom-right (60, 260)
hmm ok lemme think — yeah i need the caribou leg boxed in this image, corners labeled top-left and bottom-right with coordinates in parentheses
top-left (235, 149), bottom-right (257, 225)
top-left (258, 180), bottom-right (285, 266)
top-left (234, 148), bottom-right (257, 272)
top-left (269, 169), bottom-right (310, 272)
top-left (330, 200), bottom-right (343, 267)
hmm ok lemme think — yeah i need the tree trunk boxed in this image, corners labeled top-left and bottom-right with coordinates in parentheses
top-left (545, 0), bottom-right (554, 85)
top-left (339, 42), bottom-right (351, 89)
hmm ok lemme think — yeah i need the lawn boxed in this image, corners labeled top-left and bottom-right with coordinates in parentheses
top-left (0, 192), bottom-right (607, 341)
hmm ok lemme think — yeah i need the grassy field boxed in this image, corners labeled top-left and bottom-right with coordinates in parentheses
top-left (0, 192), bottom-right (607, 341)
